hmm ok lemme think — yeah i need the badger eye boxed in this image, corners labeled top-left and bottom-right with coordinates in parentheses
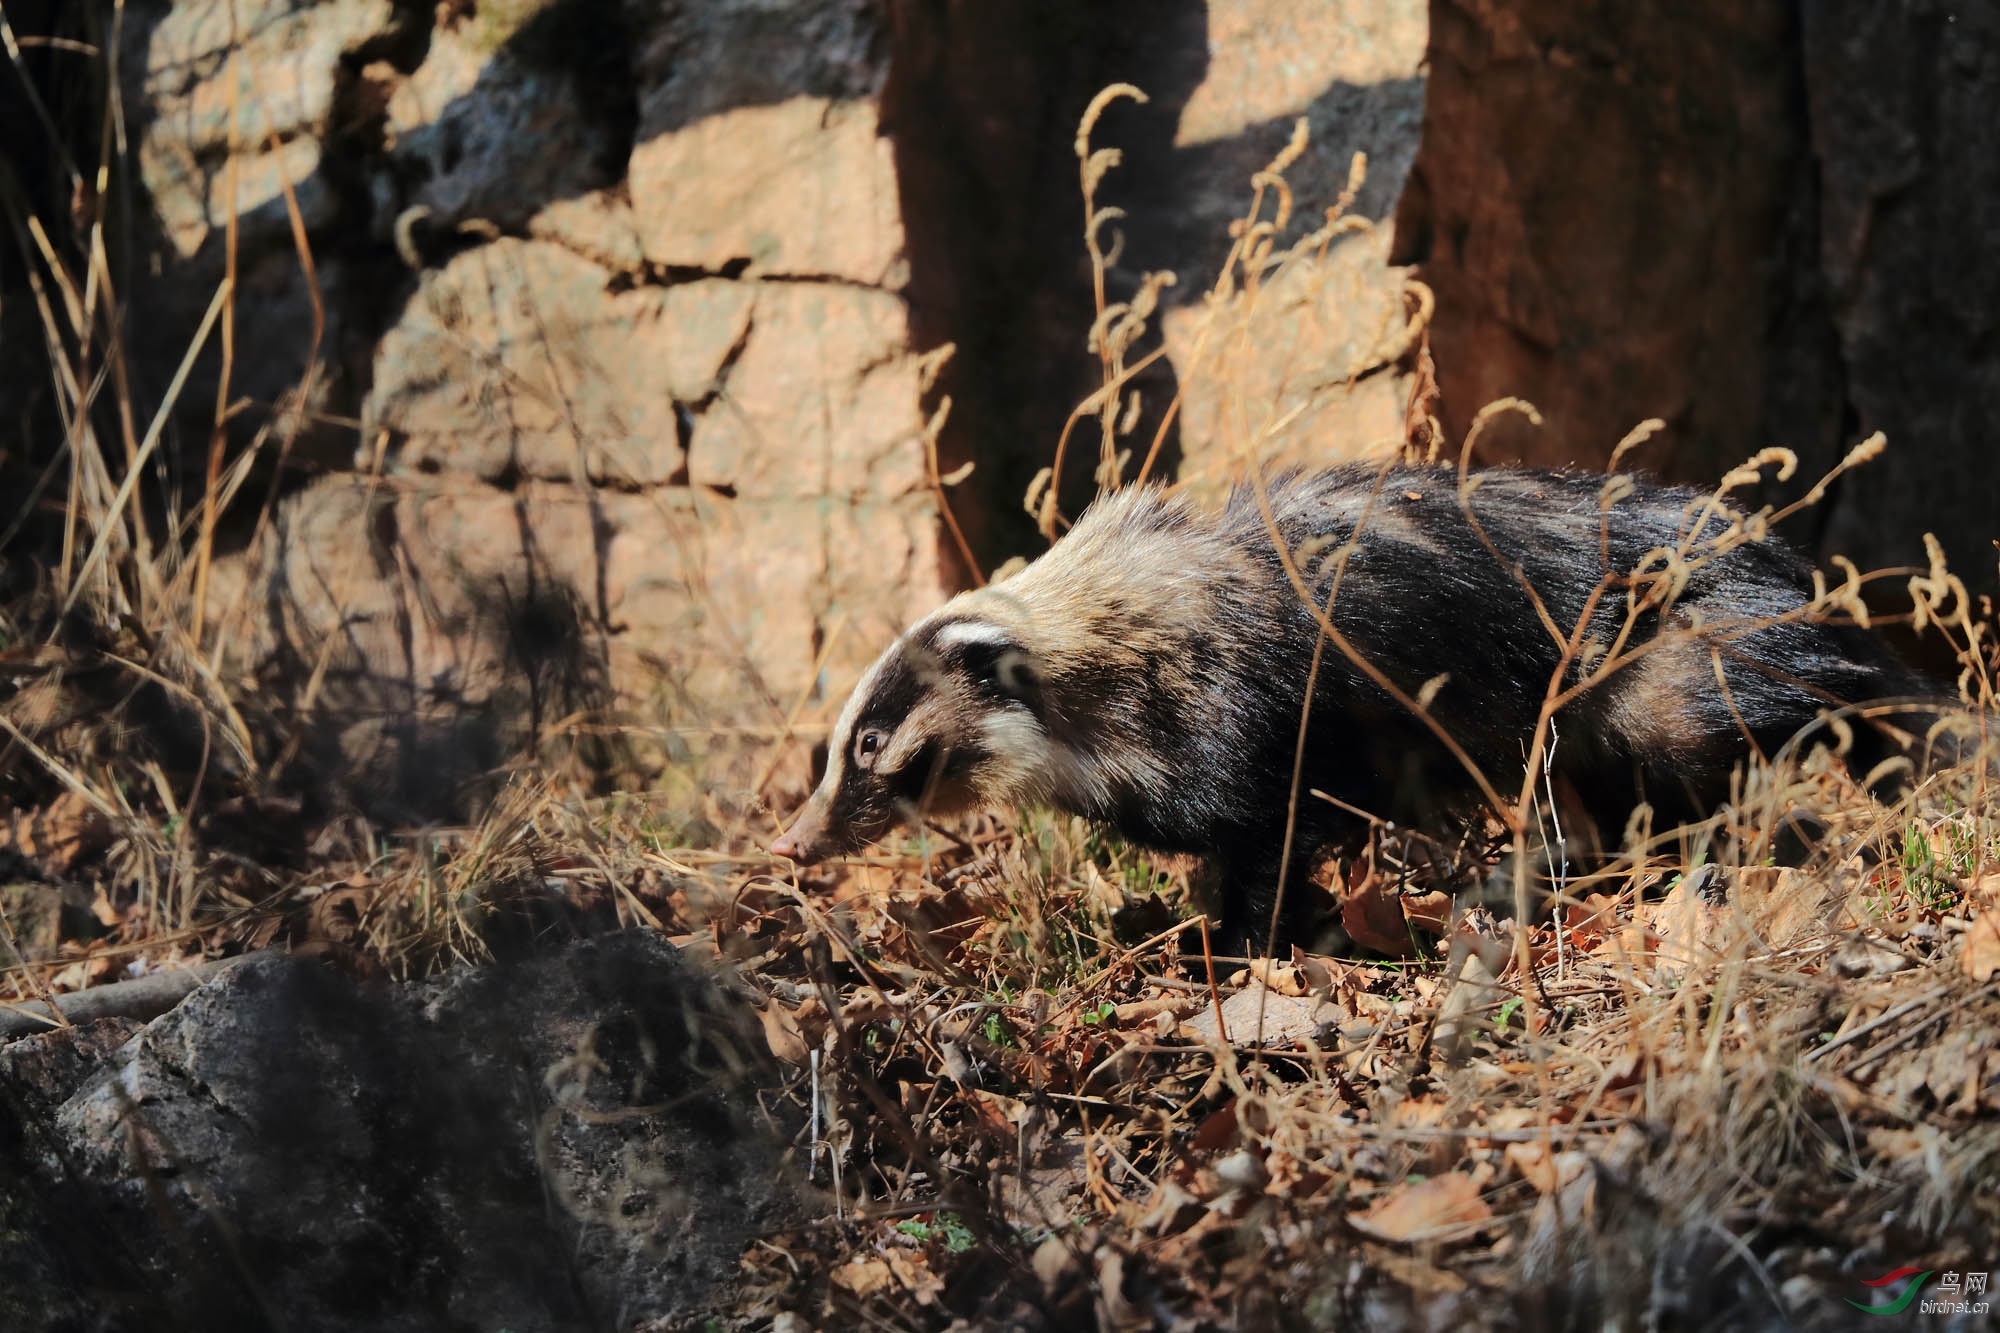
top-left (854, 728), bottom-right (888, 770)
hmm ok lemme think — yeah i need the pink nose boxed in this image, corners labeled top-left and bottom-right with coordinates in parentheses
top-left (771, 832), bottom-right (797, 860)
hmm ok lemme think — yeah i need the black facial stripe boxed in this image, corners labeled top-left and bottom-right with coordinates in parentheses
top-left (942, 742), bottom-right (988, 781)
top-left (891, 739), bottom-right (946, 804)
top-left (856, 651), bottom-right (926, 738)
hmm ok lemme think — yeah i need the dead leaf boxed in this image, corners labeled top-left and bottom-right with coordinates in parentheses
top-left (1367, 1250), bottom-right (1468, 1297)
top-left (1432, 949), bottom-right (1505, 1066)
top-left (1643, 866), bottom-right (1728, 976)
top-left (1033, 1233), bottom-right (1081, 1293)
top-left (1113, 994), bottom-right (1193, 1025)
top-left (963, 1087), bottom-right (1031, 1142)
top-left (1186, 983), bottom-right (1340, 1044)
top-left (0, 792), bottom-right (112, 875)
top-left (758, 999), bottom-right (809, 1065)
top-left (1340, 843), bottom-right (1418, 957)
top-left (1402, 890), bottom-right (1453, 936)
top-left (884, 1249), bottom-right (944, 1306)
top-left (307, 884), bottom-right (376, 947)
top-left (1347, 1171), bottom-right (1493, 1242)
top-left (1190, 1100), bottom-right (1239, 1153)
top-left (832, 1256), bottom-right (892, 1299)
top-left (1504, 1141), bottom-right (1591, 1195)
top-left (1733, 866), bottom-right (1828, 948)
top-left (1563, 892), bottom-right (1623, 950)
top-left (1964, 912), bottom-right (2000, 983)
top-left (1242, 958), bottom-right (1311, 995)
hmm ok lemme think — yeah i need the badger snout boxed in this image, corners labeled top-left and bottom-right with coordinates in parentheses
top-left (772, 790), bottom-right (838, 863)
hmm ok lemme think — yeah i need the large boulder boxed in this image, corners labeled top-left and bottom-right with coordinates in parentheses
top-left (0, 935), bottom-right (796, 1331)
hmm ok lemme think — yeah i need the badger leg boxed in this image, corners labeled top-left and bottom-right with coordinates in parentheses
top-left (1212, 828), bottom-right (1327, 957)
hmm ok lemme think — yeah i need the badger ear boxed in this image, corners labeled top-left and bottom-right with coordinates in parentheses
top-left (936, 625), bottom-right (1043, 712)
top-left (982, 644), bottom-right (1042, 709)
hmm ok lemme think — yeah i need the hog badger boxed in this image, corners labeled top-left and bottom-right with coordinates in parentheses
top-left (773, 466), bottom-right (1938, 948)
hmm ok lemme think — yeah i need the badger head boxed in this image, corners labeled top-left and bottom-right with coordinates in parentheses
top-left (771, 612), bottom-right (1049, 864)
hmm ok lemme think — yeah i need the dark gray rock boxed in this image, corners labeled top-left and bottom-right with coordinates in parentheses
top-left (0, 934), bottom-right (799, 1332)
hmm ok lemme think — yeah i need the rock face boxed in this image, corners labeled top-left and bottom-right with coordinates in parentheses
top-left (0, 935), bottom-right (795, 1331)
top-left (103, 0), bottom-right (1434, 814)
top-left (1396, 0), bottom-right (1999, 593)
top-left (885, 0), bottom-right (1429, 549)
top-left (1393, 0), bottom-right (1802, 479)
top-left (112, 0), bottom-right (952, 812)
top-left (1149, 0), bottom-right (1429, 497)
top-left (1799, 1), bottom-right (2000, 594)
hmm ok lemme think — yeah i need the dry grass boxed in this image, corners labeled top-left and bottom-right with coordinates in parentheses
top-left (3, 37), bottom-right (1999, 1330)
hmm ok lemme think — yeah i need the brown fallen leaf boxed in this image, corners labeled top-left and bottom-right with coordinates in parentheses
top-left (1641, 867), bottom-right (1729, 976)
top-left (1339, 842), bottom-right (1418, 957)
top-left (1347, 1170), bottom-right (1493, 1242)
top-left (1185, 984), bottom-right (1341, 1045)
top-left (1563, 892), bottom-right (1623, 950)
top-left (832, 1255), bottom-right (892, 1300)
top-left (1504, 1141), bottom-right (1592, 1196)
top-left (758, 998), bottom-right (809, 1065)
top-left (962, 1087), bottom-right (1032, 1142)
top-left (1402, 890), bottom-right (1453, 936)
top-left (0, 792), bottom-right (112, 876)
top-left (1963, 912), bottom-right (2000, 983)
top-left (1242, 958), bottom-right (1312, 995)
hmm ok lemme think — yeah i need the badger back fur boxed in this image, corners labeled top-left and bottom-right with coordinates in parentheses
top-left (772, 465), bottom-right (1939, 949)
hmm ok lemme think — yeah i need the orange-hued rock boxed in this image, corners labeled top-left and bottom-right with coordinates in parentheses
top-left (220, 469), bottom-right (945, 811)
top-left (630, 96), bottom-right (906, 286)
top-left (683, 283), bottom-right (930, 501)
top-left (364, 238), bottom-right (751, 486)
top-left (1393, 0), bottom-right (1800, 480)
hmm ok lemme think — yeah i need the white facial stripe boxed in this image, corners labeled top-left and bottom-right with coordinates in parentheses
top-left (818, 643), bottom-right (902, 798)
top-left (932, 619), bottom-right (1016, 653)
top-left (977, 710), bottom-right (1055, 803)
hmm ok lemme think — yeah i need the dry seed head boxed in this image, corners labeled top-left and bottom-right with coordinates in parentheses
top-left (1081, 146), bottom-right (1123, 198)
top-left (1416, 672), bottom-right (1451, 711)
top-left (1075, 83), bottom-right (1147, 160)
top-left (914, 341), bottom-right (955, 394)
top-left (1720, 446), bottom-right (1798, 492)
top-left (1116, 389), bottom-right (1143, 437)
top-left (1608, 417), bottom-right (1668, 472)
top-left (1085, 206), bottom-right (1127, 264)
top-left (1264, 115), bottom-right (1311, 179)
top-left (1460, 397), bottom-right (1544, 468)
top-left (1093, 448), bottom-right (1131, 488)
top-left (1023, 466), bottom-right (1055, 521)
top-left (1825, 555), bottom-right (1872, 627)
top-left (1251, 170), bottom-right (1295, 232)
top-left (1907, 532), bottom-right (1968, 634)
top-left (1338, 150), bottom-right (1368, 215)
top-left (1844, 430), bottom-right (1888, 470)
top-left (922, 395), bottom-right (952, 444)
top-left (1374, 276), bottom-right (1434, 365)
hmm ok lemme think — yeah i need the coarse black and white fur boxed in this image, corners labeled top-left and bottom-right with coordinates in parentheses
top-left (772, 465), bottom-right (1944, 951)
